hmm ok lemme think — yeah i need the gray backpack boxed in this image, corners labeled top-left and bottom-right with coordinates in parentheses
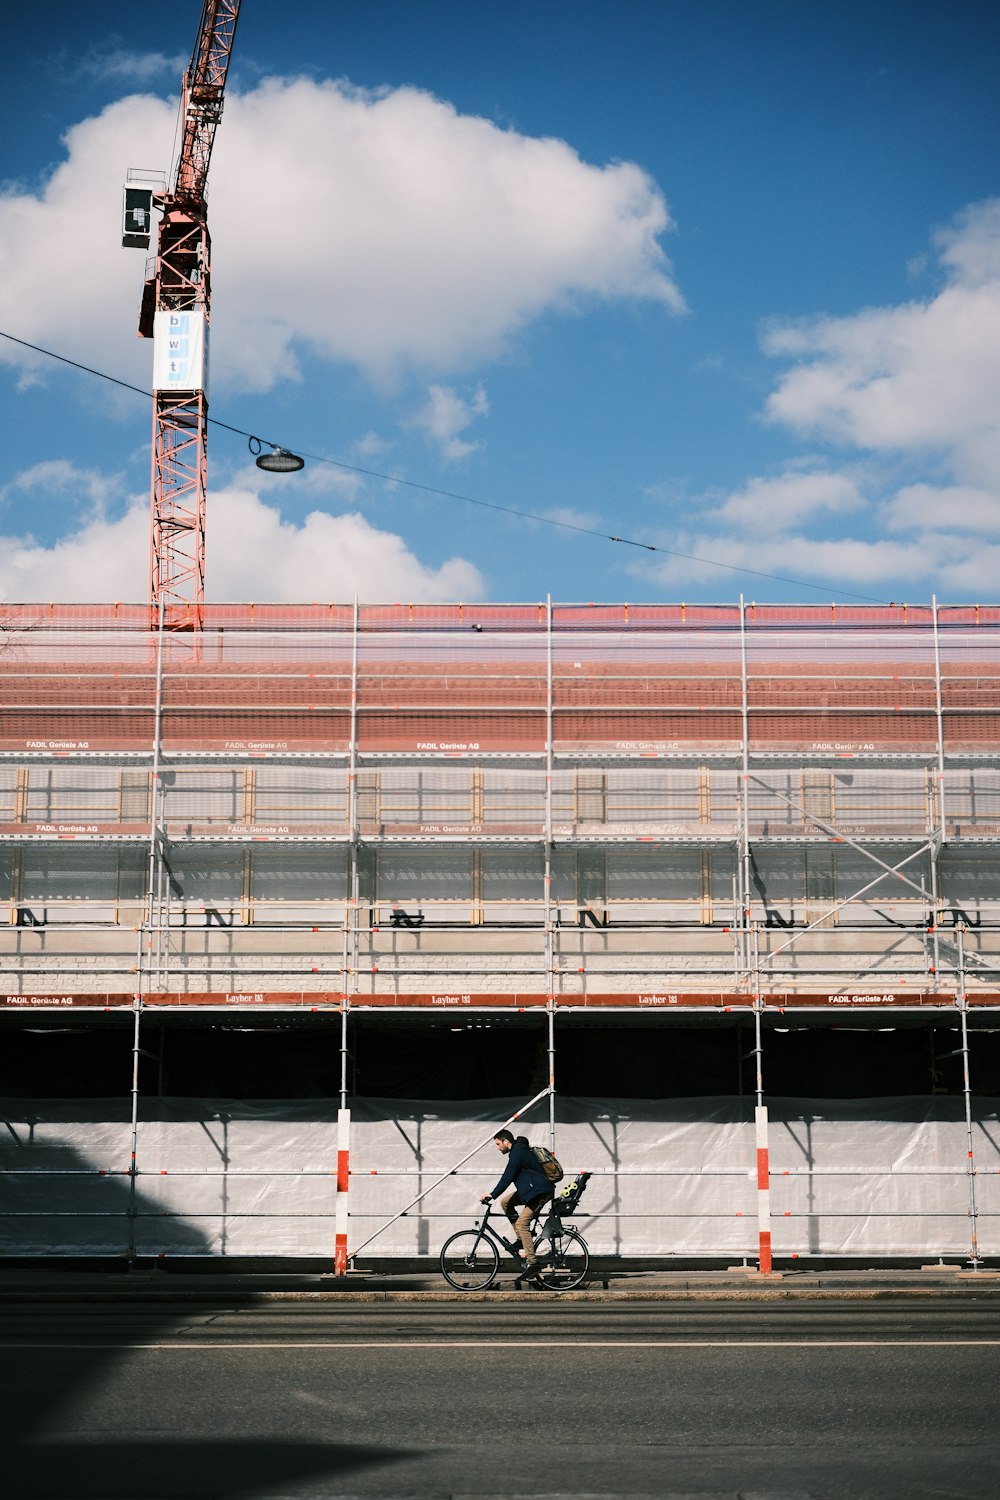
top-left (533, 1145), bottom-right (564, 1183)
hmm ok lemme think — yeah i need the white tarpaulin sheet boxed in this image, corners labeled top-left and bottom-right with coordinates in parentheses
top-left (1, 1095), bottom-right (997, 1259)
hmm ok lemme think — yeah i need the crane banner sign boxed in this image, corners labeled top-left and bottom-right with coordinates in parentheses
top-left (152, 310), bottom-right (209, 394)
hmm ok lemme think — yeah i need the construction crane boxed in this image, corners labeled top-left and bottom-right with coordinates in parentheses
top-left (123, 0), bottom-right (242, 630)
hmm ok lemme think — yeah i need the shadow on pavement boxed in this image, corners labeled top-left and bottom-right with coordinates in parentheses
top-left (0, 1125), bottom-right (411, 1499)
top-left (2, 1440), bottom-right (412, 1500)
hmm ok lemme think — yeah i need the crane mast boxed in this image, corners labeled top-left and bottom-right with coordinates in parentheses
top-left (136, 0), bottom-right (242, 630)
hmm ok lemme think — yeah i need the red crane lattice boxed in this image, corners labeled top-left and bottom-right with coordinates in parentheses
top-left (136, 0), bottom-right (242, 630)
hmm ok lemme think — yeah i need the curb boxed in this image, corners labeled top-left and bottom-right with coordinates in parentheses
top-left (3, 1281), bottom-right (1000, 1304)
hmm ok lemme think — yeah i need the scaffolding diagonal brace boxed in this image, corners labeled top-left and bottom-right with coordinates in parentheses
top-left (347, 1086), bottom-right (553, 1262)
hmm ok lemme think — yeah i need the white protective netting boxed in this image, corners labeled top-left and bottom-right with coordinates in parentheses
top-left (0, 1095), bottom-right (997, 1259)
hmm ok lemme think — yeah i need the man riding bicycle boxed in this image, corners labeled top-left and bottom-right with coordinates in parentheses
top-left (480, 1128), bottom-right (552, 1273)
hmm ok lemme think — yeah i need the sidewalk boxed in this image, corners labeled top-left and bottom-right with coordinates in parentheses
top-left (2, 1260), bottom-right (999, 1302)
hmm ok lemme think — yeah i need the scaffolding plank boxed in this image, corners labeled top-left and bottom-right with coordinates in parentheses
top-left (5, 990), bottom-right (998, 1010)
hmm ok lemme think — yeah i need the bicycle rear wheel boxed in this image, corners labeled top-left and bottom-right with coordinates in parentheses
top-left (439, 1229), bottom-right (500, 1290)
top-left (533, 1224), bottom-right (589, 1290)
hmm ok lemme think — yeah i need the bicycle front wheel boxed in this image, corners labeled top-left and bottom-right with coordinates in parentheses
top-left (439, 1229), bottom-right (500, 1291)
top-left (533, 1224), bottom-right (589, 1290)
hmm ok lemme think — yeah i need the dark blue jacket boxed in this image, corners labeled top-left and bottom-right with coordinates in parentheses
top-left (490, 1140), bottom-right (552, 1203)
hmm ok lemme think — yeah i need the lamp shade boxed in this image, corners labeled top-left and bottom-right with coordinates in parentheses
top-left (256, 447), bottom-right (304, 473)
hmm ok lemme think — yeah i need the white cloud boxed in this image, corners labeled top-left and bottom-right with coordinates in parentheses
top-left (0, 499), bottom-right (150, 604)
top-left (410, 383), bottom-right (489, 460)
top-left (883, 484), bottom-right (1000, 536)
top-left (72, 46), bottom-right (186, 86)
top-left (354, 431), bottom-right (392, 460)
top-left (639, 529), bottom-right (936, 596)
top-left (638, 464), bottom-right (1000, 600)
top-left (0, 77), bottom-right (682, 393)
top-left (762, 198), bottom-right (1000, 486)
top-left (929, 542), bottom-right (1000, 593)
top-left (0, 96), bottom-right (162, 392)
top-left (721, 199), bottom-right (1000, 599)
top-left (935, 199), bottom-right (1000, 288)
top-left (0, 477), bottom-right (483, 604)
top-left (710, 470), bottom-right (866, 536)
top-left (206, 488), bottom-right (483, 601)
top-left (1, 458), bottom-right (121, 521)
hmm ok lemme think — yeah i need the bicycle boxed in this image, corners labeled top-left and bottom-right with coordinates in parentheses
top-left (439, 1199), bottom-right (590, 1292)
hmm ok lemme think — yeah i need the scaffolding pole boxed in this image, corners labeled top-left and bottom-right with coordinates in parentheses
top-left (126, 993), bottom-right (142, 1268)
top-left (931, 595), bottom-right (946, 976)
top-left (956, 925), bottom-right (982, 1269)
top-left (127, 603), bottom-right (167, 1268)
top-left (141, 602), bottom-right (167, 994)
top-left (738, 595), bottom-right (752, 990)
top-left (545, 594), bottom-right (557, 1148)
top-left (932, 594), bottom-right (948, 840)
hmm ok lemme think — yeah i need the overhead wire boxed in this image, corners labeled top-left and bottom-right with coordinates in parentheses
top-left (0, 328), bottom-right (891, 604)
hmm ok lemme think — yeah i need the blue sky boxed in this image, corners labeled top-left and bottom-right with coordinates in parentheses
top-left (1, 0), bottom-right (999, 605)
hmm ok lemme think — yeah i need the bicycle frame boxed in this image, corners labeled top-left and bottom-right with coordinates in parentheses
top-left (470, 1205), bottom-right (527, 1258)
top-left (473, 1202), bottom-right (581, 1264)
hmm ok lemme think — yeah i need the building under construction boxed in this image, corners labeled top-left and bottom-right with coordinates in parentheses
top-left (2, 599), bottom-right (999, 1269)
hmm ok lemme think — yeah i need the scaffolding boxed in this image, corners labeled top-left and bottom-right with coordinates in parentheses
top-left (2, 600), bottom-right (999, 1267)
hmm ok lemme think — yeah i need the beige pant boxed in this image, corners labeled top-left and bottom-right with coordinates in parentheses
top-left (499, 1188), bottom-right (548, 1264)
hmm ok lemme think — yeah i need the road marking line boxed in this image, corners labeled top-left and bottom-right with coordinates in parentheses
top-left (2, 1339), bottom-right (1000, 1350)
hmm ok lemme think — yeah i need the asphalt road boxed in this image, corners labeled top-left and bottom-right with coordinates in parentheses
top-left (2, 1297), bottom-right (999, 1500)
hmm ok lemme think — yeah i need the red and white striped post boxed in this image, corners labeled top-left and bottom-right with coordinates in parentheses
top-left (749, 940), bottom-right (773, 1276)
top-left (334, 1105), bottom-right (351, 1275)
top-left (754, 1103), bottom-right (772, 1274)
